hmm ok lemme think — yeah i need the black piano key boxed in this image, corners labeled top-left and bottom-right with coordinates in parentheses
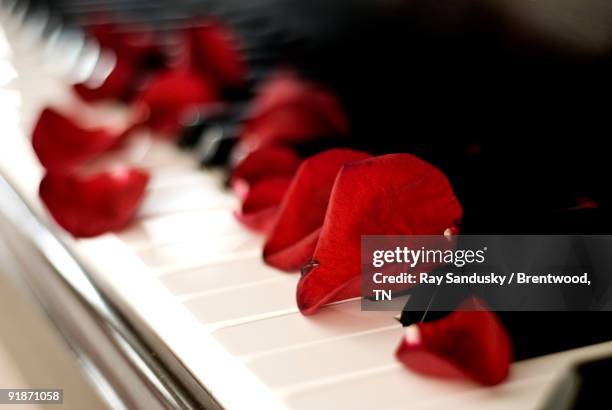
top-left (177, 104), bottom-right (230, 149)
top-left (197, 127), bottom-right (239, 168)
top-left (547, 356), bottom-right (612, 409)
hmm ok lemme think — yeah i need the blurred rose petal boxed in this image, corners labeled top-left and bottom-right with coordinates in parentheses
top-left (32, 108), bottom-right (122, 172)
top-left (135, 69), bottom-right (218, 135)
top-left (187, 20), bottom-right (247, 88)
top-left (74, 55), bottom-right (138, 102)
top-left (39, 168), bottom-right (149, 237)
top-left (235, 176), bottom-right (293, 233)
top-left (88, 22), bottom-right (163, 64)
top-left (244, 71), bottom-right (349, 146)
top-left (231, 146), bottom-right (301, 195)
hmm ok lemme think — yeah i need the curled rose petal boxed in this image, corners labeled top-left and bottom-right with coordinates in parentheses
top-left (135, 69), bottom-right (218, 135)
top-left (297, 154), bottom-right (463, 315)
top-left (235, 176), bottom-right (293, 233)
top-left (39, 168), bottom-right (149, 237)
top-left (396, 298), bottom-right (512, 386)
top-left (244, 71), bottom-right (349, 146)
top-left (32, 108), bottom-right (121, 172)
top-left (231, 146), bottom-right (301, 196)
top-left (263, 149), bottom-right (371, 272)
top-left (187, 21), bottom-right (247, 88)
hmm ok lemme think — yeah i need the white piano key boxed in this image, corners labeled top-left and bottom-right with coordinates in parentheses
top-left (72, 237), bottom-right (286, 410)
top-left (185, 275), bottom-right (301, 329)
top-left (213, 299), bottom-right (400, 358)
top-left (148, 168), bottom-right (224, 190)
top-left (160, 256), bottom-right (281, 295)
top-left (246, 327), bottom-right (403, 390)
top-left (138, 231), bottom-right (263, 274)
top-left (122, 208), bottom-right (243, 248)
top-left (139, 184), bottom-right (237, 217)
top-left (283, 364), bottom-right (474, 410)
top-left (136, 141), bottom-right (194, 169)
top-left (402, 375), bottom-right (559, 410)
top-left (70, 40), bottom-right (101, 85)
top-left (282, 338), bottom-right (612, 410)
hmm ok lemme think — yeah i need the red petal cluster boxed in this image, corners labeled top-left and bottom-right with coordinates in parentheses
top-left (37, 18), bottom-right (249, 237)
top-left (32, 106), bottom-right (150, 238)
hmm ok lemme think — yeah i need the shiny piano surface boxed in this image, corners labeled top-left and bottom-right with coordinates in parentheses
top-left (1, 4), bottom-right (612, 410)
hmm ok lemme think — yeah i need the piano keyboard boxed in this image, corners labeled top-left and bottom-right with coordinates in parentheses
top-left (2, 3), bottom-right (612, 410)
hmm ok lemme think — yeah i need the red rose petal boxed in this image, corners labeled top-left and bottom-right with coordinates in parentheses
top-left (32, 108), bottom-right (121, 172)
top-left (39, 168), bottom-right (149, 237)
top-left (244, 71), bottom-right (349, 146)
top-left (187, 21), bottom-right (247, 88)
top-left (135, 69), bottom-right (218, 135)
top-left (263, 149), bottom-right (371, 272)
top-left (395, 298), bottom-right (512, 386)
top-left (74, 55), bottom-right (137, 102)
top-left (235, 176), bottom-right (293, 233)
top-left (90, 22), bottom-right (162, 63)
top-left (74, 22), bottom-right (165, 102)
top-left (231, 146), bottom-right (301, 193)
top-left (247, 104), bottom-right (342, 147)
top-left (250, 71), bottom-right (348, 131)
top-left (297, 154), bottom-right (463, 314)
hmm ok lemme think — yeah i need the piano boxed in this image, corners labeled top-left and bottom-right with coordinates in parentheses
top-left (1, 1), bottom-right (612, 409)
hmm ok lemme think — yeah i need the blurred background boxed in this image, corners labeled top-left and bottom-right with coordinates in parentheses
top-left (3, 0), bottom-right (612, 234)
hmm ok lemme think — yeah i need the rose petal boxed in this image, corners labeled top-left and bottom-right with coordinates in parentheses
top-left (235, 176), bottom-right (293, 233)
top-left (297, 153), bottom-right (463, 314)
top-left (244, 71), bottom-right (349, 146)
top-left (74, 55), bottom-right (138, 102)
top-left (250, 71), bottom-right (348, 131)
top-left (39, 168), bottom-right (149, 237)
top-left (88, 22), bottom-right (162, 63)
top-left (263, 149), bottom-right (370, 271)
top-left (231, 146), bottom-right (301, 192)
top-left (187, 21), bottom-right (247, 88)
top-left (32, 108), bottom-right (121, 172)
top-left (396, 298), bottom-right (512, 386)
top-left (135, 69), bottom-right (218, 135)
top-left (247, 105), bottom-right (343, 147)
top-left (74, 22), bottom-right (165, 102)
